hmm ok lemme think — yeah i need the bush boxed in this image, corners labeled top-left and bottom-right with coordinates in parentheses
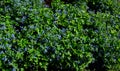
top-left (0, 0), bottom-right (120, 71)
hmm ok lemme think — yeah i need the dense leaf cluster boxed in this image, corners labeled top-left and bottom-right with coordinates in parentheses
top-left (0, 0), bottom-right (120, 71)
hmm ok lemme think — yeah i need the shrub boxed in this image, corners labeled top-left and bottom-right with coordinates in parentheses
top-left (0, 0), bottom-right (120, 71)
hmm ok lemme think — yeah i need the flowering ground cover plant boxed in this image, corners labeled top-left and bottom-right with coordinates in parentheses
top-left (0, 0), bottom-right (120, 71)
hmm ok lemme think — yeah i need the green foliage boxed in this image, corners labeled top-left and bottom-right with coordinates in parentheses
top-left (0, 0), bottom-right (120, 71)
